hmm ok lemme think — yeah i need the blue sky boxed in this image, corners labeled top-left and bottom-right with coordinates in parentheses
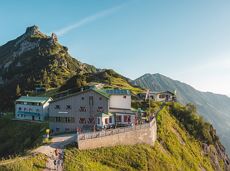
top-left (1, 0), bottom-right (230, 95)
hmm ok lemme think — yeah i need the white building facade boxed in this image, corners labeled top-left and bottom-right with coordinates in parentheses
top-left (15, 96), bottom-right (52, 121)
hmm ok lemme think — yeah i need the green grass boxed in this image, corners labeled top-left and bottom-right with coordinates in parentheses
top-left (63, 102), bottom-right (225, 171)
top-left (0, 118), bottom-right (48, 158)
top-left (109, 77), bottom-right (144, 95)
top-left (0, 154), bottom-right (46, 171)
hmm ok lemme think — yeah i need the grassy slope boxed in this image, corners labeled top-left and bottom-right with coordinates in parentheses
top-left (64, 103), bottom-right (223, 171)
top-left (0, 154), bottom-right (46, 171)
top-left (0, 118), bottom-right (48, 158)
top-left (45, 69), bottom-right (144, 100)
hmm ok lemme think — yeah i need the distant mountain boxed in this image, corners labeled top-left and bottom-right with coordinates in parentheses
top-left (133, 73), bottom-right (230, 155)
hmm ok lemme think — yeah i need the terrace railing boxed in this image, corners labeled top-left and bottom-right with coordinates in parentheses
top-left (77, 118), bottom-right (156, 141)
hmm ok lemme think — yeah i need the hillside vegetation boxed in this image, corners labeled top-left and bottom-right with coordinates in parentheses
top-left (63, 102), bottom-right (229, 171)
top-left (0, 118), bottom-right (47, 158)
top-left (60, 69), bottom-right (144, 95)
top-left (0, 154), bottom-right (46, 171)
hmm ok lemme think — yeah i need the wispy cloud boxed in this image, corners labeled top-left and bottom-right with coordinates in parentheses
top-left (53, 4), bottom-right (125, 36)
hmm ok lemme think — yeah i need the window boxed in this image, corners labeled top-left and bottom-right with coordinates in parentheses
top-left (56, 128), bottom-right (60, 132)
top-left (29, 108), bottom-right (32, 112)
top-left (66, 117), bottom-right (71, 123)
top-left (36, 109), bottom-right (39, 113)
top-left (97, 118), bottom-right (100, 124)
top-left (123, 96), bottom-right (126, 99)
top-left (109, 116), bottom-right (113, 123)
top-left (56, 117), bottom-right (61, 122)
top-left (79, 118), bottom-right (86, 124)
top-left (24, 108), bottom-right (27, 111)
top-left (116, 115), bottom-right (122, 122)
top-left (97, 106), bottom-right (103, 112)
top-left (159, 94), bottom-right (165, 99)
top-left (81, 97), bottom-right (84, 100)
top-left (38, 117), bottom-right (40, 120)
top-left (79, 106), bottom-right (86, 112)
top-left (88, 118), bottom-right (95, 124)
top-left (124, 115), bottom-right (131, 122)
top-left (21, 114), bottom-right (23, 117)
top-left (19, 107), bottom-right (21, 111)
top-left (105, 118), bottom-right (108, 124)
top-left (66, 105), bottom-right (71, 110)
top-left (55, 105), bottom-right (60, 109)
top-left (99, 97), bottom-right (102, 100)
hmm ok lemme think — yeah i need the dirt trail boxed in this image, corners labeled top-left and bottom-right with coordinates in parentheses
top-left (33, 134), bottom-right (77, 171)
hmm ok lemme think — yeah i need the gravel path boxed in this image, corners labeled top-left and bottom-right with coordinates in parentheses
top-left (33, 134), bottom-right (77, 171)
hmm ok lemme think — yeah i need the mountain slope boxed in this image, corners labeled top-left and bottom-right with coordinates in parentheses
top-left (133, 73), bottom-right (230, 155)
top-left (64, 102), bottom-right (230, 171)
top-left (0, 25), bottom-right (97, 110)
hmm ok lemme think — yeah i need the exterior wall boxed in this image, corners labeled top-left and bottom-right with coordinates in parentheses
top-left (78, 119), bottom-right (157, 150)
top-left (49, 90), bottom-right (109, 133)
top-left (109, 95), bottom-right (131, 109)
top-left (43, 99), bottom-right (52, 118)
top-left (96, 116), bottom-right (115, 128)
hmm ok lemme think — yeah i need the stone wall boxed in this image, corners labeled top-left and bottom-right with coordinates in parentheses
top-left (77, 119), bottom-right (157, 150)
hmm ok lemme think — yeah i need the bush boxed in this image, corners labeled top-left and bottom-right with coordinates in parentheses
top-left (169, 103), bottom-right (219, 145)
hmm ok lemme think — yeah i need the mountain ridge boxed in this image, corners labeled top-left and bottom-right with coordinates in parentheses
top-left (0, 25), bottom-right (98, 110)
top-left (133, 73), bottom-right (230, 155)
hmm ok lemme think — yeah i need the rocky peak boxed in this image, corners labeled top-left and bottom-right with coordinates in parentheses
top-left (25, 25), bottom-right (40, 36)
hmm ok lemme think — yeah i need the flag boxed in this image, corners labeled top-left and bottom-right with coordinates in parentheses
top-left (145, 89), bottom-right (150, 100)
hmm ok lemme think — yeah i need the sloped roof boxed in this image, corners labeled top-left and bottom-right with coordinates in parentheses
top-left (16, 96), bottom-right (51, 104)
top-left (94, 89), bottom-right (110, 98)
top-left (50, 88), bottom-right (110, 103)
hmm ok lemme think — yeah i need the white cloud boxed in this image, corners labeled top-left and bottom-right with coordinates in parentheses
top-left (53, 4), bottom-right (124, 36)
